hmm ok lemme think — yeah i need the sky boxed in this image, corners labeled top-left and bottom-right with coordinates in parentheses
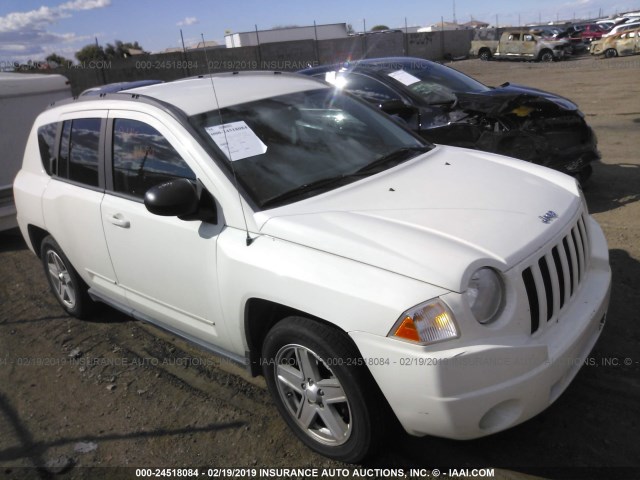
top-left (1, 0), bottom-right (639, 63)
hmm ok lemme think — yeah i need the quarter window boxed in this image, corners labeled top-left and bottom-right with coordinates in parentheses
top-left (37, 123), bottom-right (57, 175)
top-left (112, 119), bottom-right (196, 199)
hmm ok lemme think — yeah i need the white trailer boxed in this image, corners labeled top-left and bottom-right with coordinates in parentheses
top-left (0, 72), bottom-right (71, 231)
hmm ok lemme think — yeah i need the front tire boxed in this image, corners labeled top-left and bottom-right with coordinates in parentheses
top-left (40, 236), bottom-right (94, 318)
top-left (604, 48), bottom-right (618, 58)
top-left (539, 50), bottom-right (554, 62)
top-left (262, 317), bottom-right (385, 463)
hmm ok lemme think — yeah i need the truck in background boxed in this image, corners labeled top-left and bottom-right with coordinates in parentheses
top-left (0, 73), bottom-right (71, 231)
top-left (470, 31), bottom-right (570, 62)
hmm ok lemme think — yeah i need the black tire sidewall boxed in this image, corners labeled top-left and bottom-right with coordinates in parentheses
top-left (262, 317), bottom-right (381, 463)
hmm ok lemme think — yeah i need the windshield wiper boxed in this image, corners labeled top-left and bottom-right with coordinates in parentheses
top-left (260, 145), bottom-right (432, 209)
top-left (352, 145), bottom-right (432, 175)
top-left (260, 175), bottom-right (355, 209)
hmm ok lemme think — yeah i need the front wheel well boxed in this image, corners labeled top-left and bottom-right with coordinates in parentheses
top-left (539, 49), bottom-right (554, 61)
top-left (244, 298), bottom-right (342, 376)
top-left (27, 224), bottom-right (49, 258)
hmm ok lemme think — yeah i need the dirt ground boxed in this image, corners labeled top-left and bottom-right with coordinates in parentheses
top-left (1, 55), bottom-right (639, 480)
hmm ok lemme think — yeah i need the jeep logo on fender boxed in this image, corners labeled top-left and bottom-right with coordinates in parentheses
top-left (539, 211), bottom-right (559, 224)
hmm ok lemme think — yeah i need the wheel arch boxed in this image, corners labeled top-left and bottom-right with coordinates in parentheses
top-left (478, 47), bottom-right (492, 60)
top-left (27, 224), bottom-right (50, 258)
top-left (244, 297), bottom-right (343, 376)
top-left (538, 48), bottom-right (554, 61)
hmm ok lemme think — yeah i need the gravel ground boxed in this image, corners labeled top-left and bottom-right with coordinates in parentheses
top-left (1, 55), bottom-right (639, 480)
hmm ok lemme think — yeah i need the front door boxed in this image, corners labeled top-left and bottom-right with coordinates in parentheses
top-left (100, 110), bottom-right (231, 351)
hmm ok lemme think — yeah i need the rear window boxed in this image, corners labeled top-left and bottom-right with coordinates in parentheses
top-left (37, 123), bottom-right (57, 175)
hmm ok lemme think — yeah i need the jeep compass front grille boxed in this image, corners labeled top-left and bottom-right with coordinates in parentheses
top-left (522, 214), bottom-right (590, 334)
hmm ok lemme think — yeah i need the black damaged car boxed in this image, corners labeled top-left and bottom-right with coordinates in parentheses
top-left (299, 57), bottom-right (598, 182)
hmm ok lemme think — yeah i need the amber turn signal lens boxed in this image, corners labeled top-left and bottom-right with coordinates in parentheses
top-left (394, 316), bottom-right (421, 342)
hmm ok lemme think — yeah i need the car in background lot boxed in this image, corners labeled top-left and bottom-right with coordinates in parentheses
top-left (572, 23), bottom-right (609, 43)
top-left (595, 20), bottom-right (616, 30)
top-left (14, 71), bottom-right (611, 462)
top-left (300, 57), bottom-right (599, 183)
top-left (591, 28), bottom-right (640, 57)
top-left (603, 21), bottom-right (640, 38)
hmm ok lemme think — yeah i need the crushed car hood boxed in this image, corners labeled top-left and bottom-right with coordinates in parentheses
top-left (255, 146), bottom-right (581, 292)
top-left (455, 83), bottom-right (578, 116)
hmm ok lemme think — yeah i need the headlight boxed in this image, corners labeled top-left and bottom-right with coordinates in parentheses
top-left (464, 267), bottom-right (503, 324)
top-left (389, 299), bottom-right (458, 345)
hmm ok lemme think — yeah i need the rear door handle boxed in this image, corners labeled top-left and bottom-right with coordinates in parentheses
top-left (107, 214), bottom-right (130, 228)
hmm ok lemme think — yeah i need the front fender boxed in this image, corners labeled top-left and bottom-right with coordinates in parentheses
top-left (216, 227), bottom-right (449, 355)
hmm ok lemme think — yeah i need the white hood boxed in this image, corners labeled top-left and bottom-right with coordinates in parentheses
top-left (256, 146), bottom-right (581, 292)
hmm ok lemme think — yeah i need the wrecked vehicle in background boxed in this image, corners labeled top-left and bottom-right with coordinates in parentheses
top-left (591, 28), bottom-right (640, 57)
top-left (299, 58), bottom-right (599, 182)
top-left (470, 31), bottom-right (570, 62)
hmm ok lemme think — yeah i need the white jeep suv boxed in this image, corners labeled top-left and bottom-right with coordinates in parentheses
top-left (14, 71), bottom-right (611, 462)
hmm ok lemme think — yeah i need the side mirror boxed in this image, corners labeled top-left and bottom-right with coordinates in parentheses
top-left (144, 178), bottom-right (199, 217)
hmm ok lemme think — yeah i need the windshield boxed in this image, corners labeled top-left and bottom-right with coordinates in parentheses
top-left (189, 88), bottom-right (430, 209)
top-left (376, 60), bottom-right (491, 104)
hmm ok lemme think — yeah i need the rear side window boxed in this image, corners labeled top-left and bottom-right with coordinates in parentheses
top-left (37, 123), bottom-right (57, 175)
top-left (112, 118), bottom-right (196, 199)
top-left (58, 118), bottom-right (102, 187)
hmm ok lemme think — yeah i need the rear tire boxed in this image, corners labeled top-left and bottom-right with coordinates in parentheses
top-left (40, 236), bottom-right (94, 318)
top-left (479, 49), bottom-right (492, 61)
top-left (262, 316), bottom-right (386, 463)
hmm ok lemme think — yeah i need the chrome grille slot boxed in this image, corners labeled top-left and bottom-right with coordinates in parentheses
top-left (522, 214), bottom-right (590, 334)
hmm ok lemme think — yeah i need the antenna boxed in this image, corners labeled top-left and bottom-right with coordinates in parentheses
top-left (200, 34), bottom-right (254, 246)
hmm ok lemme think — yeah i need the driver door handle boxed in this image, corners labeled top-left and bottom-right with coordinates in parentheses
top-left (107, 214), bottom-right (130, 229)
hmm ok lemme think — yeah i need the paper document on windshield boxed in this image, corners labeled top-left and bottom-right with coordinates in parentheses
top-left (205, 121), bottom-right (267, 161)
top-left (388, 70), bottom-right (421, 86)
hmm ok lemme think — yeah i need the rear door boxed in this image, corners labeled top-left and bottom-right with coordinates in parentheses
top-left (522, 34), bottom-right (537, 57)
top-left (100, 110), bottom-right (232, 351)
top-left (502, 33), bottom-right (522, 57)
top-left (41, 110), bottom-right (125, 301)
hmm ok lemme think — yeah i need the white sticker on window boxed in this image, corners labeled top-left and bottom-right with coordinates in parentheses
top-left (387, 70), bottom-right (421, 86)
top-left (204, 121), bottom-right (267, 161)
top-left (324, 71), bottom-right (337, 84)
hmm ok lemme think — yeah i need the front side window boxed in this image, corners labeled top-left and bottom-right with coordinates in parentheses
top-left (189, 88), bottom-right (429, 209)
top-left (112, 118), bottom-right (196, 199)
top-left (58, 118), bottom-right (101, 187)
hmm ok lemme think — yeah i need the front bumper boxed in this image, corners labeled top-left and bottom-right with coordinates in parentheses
top-left (350, 218), bottom-right (611, 440)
